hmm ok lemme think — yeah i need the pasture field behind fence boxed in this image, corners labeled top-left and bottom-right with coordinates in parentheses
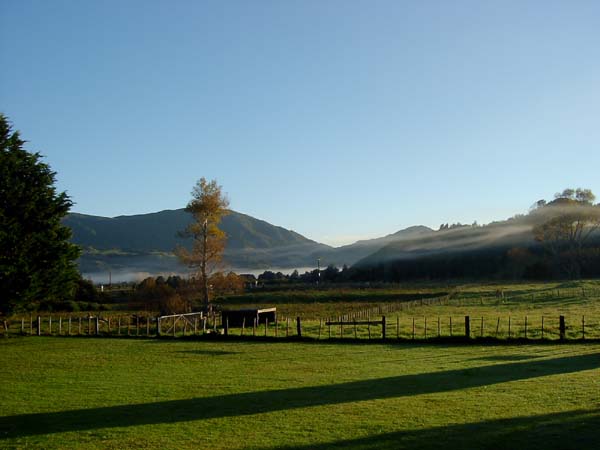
top-left (3, 281), bottom-right (600, 342)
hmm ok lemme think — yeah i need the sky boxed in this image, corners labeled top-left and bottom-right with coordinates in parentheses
top-left (2, 0), bottom-right (599, 247)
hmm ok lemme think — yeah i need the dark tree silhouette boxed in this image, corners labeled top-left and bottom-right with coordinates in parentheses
top-left (0, 114), bottom-right (80, 314)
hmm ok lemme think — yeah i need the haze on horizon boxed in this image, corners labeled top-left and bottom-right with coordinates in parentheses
top-left (2, 0), bottom-right (599, 247)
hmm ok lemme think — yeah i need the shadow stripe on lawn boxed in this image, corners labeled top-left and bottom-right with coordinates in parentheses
top-left (1, 352), bottom-right (598, 439)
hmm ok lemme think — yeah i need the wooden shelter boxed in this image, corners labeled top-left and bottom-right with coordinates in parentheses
top-left (221, 308), bottom-right (276, 328)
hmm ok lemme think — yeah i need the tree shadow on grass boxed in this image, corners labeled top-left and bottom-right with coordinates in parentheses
top-left (1, 352), bottom-right (598, 439)
top-left (263, 408), bottom-right (600, 450)
top-left (176, 349), bottom-right (239, 356)
top-left (469, 354), bottom-right (543, 362)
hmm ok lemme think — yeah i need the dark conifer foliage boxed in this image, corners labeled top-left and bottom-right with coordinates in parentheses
top-left (0, 114), bottom-right (80, 314)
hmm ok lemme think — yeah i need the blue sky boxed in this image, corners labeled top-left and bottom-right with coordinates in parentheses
top-left (2, 0), bottom-right (599, 246)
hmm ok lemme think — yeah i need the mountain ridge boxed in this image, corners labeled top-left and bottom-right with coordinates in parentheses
top-left (63, 208), bottom-right (439, 278)
top-left (63, 209), bottom-right (332, 276)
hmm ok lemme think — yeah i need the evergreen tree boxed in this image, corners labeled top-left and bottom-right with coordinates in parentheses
top-left (0, 114), bottom-right (80, 314)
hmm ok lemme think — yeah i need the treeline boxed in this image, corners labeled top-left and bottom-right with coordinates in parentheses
top-left (352, 189), bottom-right (600, 282)
top-left (254, 244), bottom-right (600, 285)
top-left (32, 272), bottom-right (247, 314)
top-left (129, 272), bottom-right (245, 314)
top-left (256, 265), bottom-right (352, 284)
top-left (34, 278), bottom-right (111, 313)
top-left (348, 245), bottom-right (600, 282)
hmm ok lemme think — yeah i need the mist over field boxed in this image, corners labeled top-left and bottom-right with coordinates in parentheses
top-left (82, 267), bottom-right (316, 284)
top-left (68, 199), bottom-right (600, 282)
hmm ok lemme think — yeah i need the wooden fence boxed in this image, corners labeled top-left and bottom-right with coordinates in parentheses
top-left (0, 311), bottom-right (208, 338)
top-left (2, 313), bottom-right (599, 341)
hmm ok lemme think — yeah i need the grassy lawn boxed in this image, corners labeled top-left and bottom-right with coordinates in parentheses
top-left (1, 337), bottom-right (599, 449)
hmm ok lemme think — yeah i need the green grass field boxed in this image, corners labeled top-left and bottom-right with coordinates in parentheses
top-left (217, 280), bottom-right (600, 318)
top-left (1, 337), bottom-right (599, 449)
top-left (5, 280), bottom-right (600, 341)
top-left (215, 280), bottom-right (600, 340)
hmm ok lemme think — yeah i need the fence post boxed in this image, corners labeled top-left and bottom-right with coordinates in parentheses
top-left (95, 317), bottom-right (100, 335)
top-left (68, 317), bottom-right (72, 336)
top-left (296, 317), bottom-right (302, 337)
top-left (58, 317), bottom-right (62, 335)
top-left (21, 318), bottom-right (24, 335)
top-left (156, 316), bottom-right (161, 336)
top-left (37, 316), bottom-right (41, 336)
top-left (465, 316), bottom-right (470, 339)
top-left (382, 316), bottom-right (386, 340)
top-left (559, 315), bottom-right (566, 340)
top-left (224, 317), bottom-right (229, 336)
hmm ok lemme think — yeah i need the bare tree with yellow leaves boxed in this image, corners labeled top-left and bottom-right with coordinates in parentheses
top-left (176, 178), bottom-right (229, 313)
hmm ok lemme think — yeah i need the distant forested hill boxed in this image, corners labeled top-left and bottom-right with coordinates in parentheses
top-left (320, 225), bottom-right (434, 267)
top-left (351, 205), bottom-right (600, 281)
top-left (63, 209), bottom-right (331, 276)
top-left (65, 196), bottom-right (600, 282)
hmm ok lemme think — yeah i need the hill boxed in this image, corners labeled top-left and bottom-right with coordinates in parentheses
top-left (319, 225), bottom-right (434, 267)
top-left (352, 205), bottom-right (600, 280)
top-left (64, 209), bottom-right (331, 279)
top-left (65, 197), bottom-right (600, 282)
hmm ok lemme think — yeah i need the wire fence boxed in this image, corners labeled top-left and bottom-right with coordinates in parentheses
top-left (2, 313), bottom-right (599, 341)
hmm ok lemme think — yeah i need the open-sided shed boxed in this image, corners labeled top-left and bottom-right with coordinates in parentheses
top-left (221, 308), bottom-right (277, 328)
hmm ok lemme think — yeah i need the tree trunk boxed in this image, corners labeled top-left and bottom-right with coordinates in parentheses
top-left (201, 219), bottom-right (210, 313)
